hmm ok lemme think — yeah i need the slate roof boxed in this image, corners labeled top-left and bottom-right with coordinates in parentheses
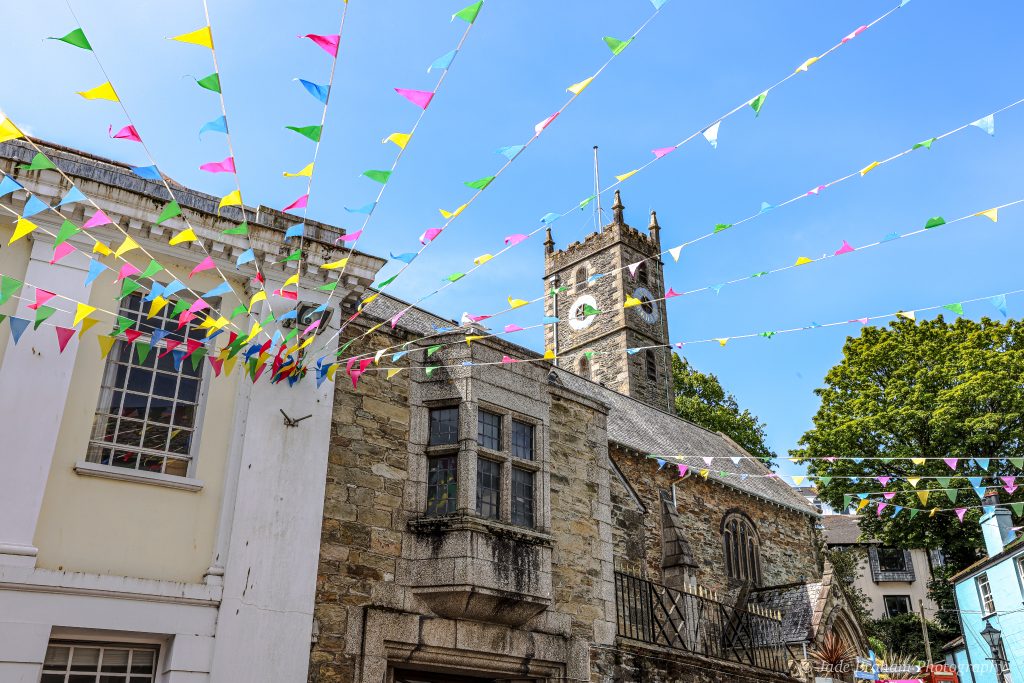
top-left (749, 582), bottom-right (822, 643)
top-left (821, 515), bottom-right (875, 545)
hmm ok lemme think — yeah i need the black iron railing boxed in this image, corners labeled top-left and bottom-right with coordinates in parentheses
top-left (614, 571), bottom-right (788, 674)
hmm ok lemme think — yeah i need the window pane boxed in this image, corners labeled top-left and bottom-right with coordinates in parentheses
top-left (511, 467), bottom-right (534, 527)
top-left (70, 647), bottom-right (100, 671)
top-left (428, 407), bottom-right (458, 446)
top-left (512, 420), bottom-right (534, 460)
top-left (44, 645), bottom-right (70, 668)
top-left (101, 649), bottom-right (130, 672)
top-left (884, 596), bottom-right (911, 617)
top-left (877, 548), bottom-right (906, 572)
top-left (476, 459), bottom-right (500, 519)
top-left (477, 410), bottom-right (501, 451)
top-left (426, 456), bottom-right (458, 516)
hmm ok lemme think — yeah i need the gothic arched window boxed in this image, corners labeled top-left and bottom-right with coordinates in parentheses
top-left (578, 354), bottom-right (591, 380)
top-left (644, 350), bottom-right (657, 382)
top-left (575, 266), bottom-right (588, 290)
top-left (722, 512), bottom-right (762, 585)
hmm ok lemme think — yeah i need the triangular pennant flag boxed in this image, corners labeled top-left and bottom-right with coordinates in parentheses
top-left (9, 218), bottom-right (38, 244)
top-left (190, 256), bottom-right (216, 277)
top-left (429, 49), bottom-right (458, 73)
top-left (567, 77), bottom-right (595, 95)
top-left (218, 191), bottom-right (242, 214)
top-left (50, 243), bottom-right (75, 264)
top-left (913, 137), bottom-right (937, 150)
top-left (50, 27), bottom-right (93, 50)
top-left (199, 115), bottom-right (228, 138)
top-left (83, 209), bottom-right (112, 229)
top-left (970, 114), bottom-right (995, 136)
top-left (465, 176), bottom-right (495, 191)
top-left (702, 121), bottom-right (720, 148)
top-left (57, 186), bottom-right (87, 207)
top-left (394, 88), bottom-right (433, 110)
top-left (974, 208), bottom-right (999, 223)
top-left (383, 132), bottom-right (412, 149)
top-left (196, 73), bottom-right (222, 93)
top-left (453, 0), bottom-right (483, 23)
top-left (603, 36), bottom-right (633, 55)
top-left (748, 92), bottom-right (767, 116)
top-left (55, 326), bottom-right (77, 352)
top-left (795, 56), bottom-right (819, 72)
top-left (295, 78), bottom-right (329, 104)
top-left (362, 169), bottom-right (392, 184)
top-left (615, 170), bottom-right (639, 182)
top-left (497, 144), bottom-right (525, 160)
top-left (114, 235), bottom-right (140, 258)
top-left (834, 240), bottom-right (855, 255)
top-left (77, 82), bottom-right (119, 101)
top-left (0, 118), bottom-right (24, 144)
top-left (794, 256), bottom-right (813, 266)
top-left (283, 162), bottom-right (314, 178)
top-left (169, 228), bottom-right (197, 246)
top-left (301, 33), bottom-right (340, 57)
top-left (669, 245), bottom-right (683, 262)
top-left (991, 294), bottom-right (1008, 318)
top-left (33, 306), bottom-right (56, 329)
top-left (19, 153), bottom-right (57, 171)
top-left (170, 26), bottom-right (213, 49)
top-left (199, 156), bottom-right (235, 174)
top-left (8, 317), bottom-right (30, 344)
top-left (286, 124), bottom-right (323, 142)
top-left (897, 310), bottom-right (916, 321)
top-left (859, 161), bottom-right (880, 176)
top-left (916, 490), bottom-right (930, 506)
top-left (924, 216), bottom-right (946, 229)
top-left (0, 175), bottom-right (23, 197)
top-left (21, 195), bottom-right (48, 219)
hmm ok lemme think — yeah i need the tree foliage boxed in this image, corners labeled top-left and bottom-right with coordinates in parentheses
top-left (672, 354), bottom-right (776, 465)
top-left (825, 548), bottom-right (872, 625)
top-left (793, 316), bottom-right (1024, 567)
top-left (866, 613), bottom-right (957, 664)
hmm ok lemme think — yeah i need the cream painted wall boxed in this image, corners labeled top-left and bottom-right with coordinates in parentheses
top-left (854, 548), bottom-right (938, 621)
top-left (12, 231), bottom-right (242, 583)
top-left (0, 217), bottom-right (31, 364)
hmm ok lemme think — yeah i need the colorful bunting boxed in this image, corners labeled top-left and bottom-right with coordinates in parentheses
top-left (394, 88), bottom-right (433, 110)
top-left (50, 27), bottom-right (92, 50)
top-left (170, 26), bottom-right (213, 49)
top-left (77, 82), bottom-right (118, 101)
top-left (302, 33), bottom-right (340, 57)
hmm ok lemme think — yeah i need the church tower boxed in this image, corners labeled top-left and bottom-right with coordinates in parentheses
top-left (544, 190), bottom-right (673, 412)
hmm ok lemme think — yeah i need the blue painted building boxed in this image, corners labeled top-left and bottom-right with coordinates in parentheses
top-left (951, 499), bottom-right (1022, 683)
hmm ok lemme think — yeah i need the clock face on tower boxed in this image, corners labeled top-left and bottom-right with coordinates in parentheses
top-left (631, 287), bottom-right (660, 325)
top-left (568, 294), bottom-right (599, 330)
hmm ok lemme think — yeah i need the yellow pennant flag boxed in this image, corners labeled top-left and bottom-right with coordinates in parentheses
top-left (9, 219), bottom-right (37, 244)
top-left (0, 117), bottom-right (23, 143)
top-left (170, 26), bottom-right (213, 49)
top-left (857, 498), bottom-right (870, 511)
top-left (465, 335), bottom-right (485, 345)
top-left (792, 475), bottom-right (805, 486)
top-left (78, 317), bottom-right (100, 337)
top-left (283, 162), bottom-right (314, 178)
top-left (897, 310), bottom-right (916, 320)
top-left (326, 363), bottom-right (340, 381)
top-left (917, 491), bottom-right (931, 506)
top-left (911, 457), bottom-right (926, 465)
top-left (367, 322), bottom-right (384, 335)
top-left (543, 349), bottom-right (556, 360)
top-left (624, 295), bottom-right (642, 308)
top-left (320, 258), bottom-right (348, 270)
top-left (97, 335), bottom-right (116, 358)
top-left (92, 241), bottom-right (113, 256)
top-left (283, 273), bottom-right (300, 288)
top-left (929, 507), bottom-right (937, 518)
top-left (859, 161), bottom-right (881, 176)
top-left (148, 296), bottom-right (169, 319)
top-left (473, 254), bottom-right (493, 266)
top-left (717, 338), bottom-right (729, 347)
top-left (699, 469), bottom-right (710, 480)
top-left (508, 297), bottom-right (528, 309)
top-left (245, 321), bottom-right (262, 342)
top-left (248, 290), bottom-right (266, 310)
top-left (567, 76), bottom-right (594, 95)
top-left (907, 477), bottom-right (922, 488)
top-left (440, 204), bottom-right (467, 219)
top-left (169, 228), bottom-right (197, 245)
top-left (794, 256), bottom-right (813, 266)
top-left (386, 368), bottom-right (402, 379)
top-left (295, 336), bottom-right (314, 352)
top-left (218, 190), bottom-right (242, 214)
top-left (224, 355), bottom-right (238, 377)
top-left (73, 303), bottom-right (96, 327)
top-left (795, 56), bottom-right (819, 73)
top-left (383, 132), bottom-right (411, 150)
top-left (974, 208), bottom-right (999, 222)
top-left (77, 82), bottom-right (119, 101)
top-left (615, 170), bottom-right (639, 182)
top-left (114, 236), bottom-right (140, 258)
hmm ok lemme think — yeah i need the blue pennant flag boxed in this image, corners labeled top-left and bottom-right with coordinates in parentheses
top-left (390, 252), bottom-right (416, 264)
top-left (496, 145), bottom-right (525, 160)
top-left (284, 223), bottom-right (305, 239)
top-left (131, 165), bottom-right (161, 181)
top-left (709, 284), bottom-right (724, 294)
top-left (0, 176), bottom-right (23, 198)
top-left (144, 283), bottom-right (165, 302)
top-left (21, 195), bottom-right (48, 219)
top-left (202, 282), bottom-right (231, 298)
top-left (392, 351), bottom-right (408, 361)
top-left (84, 260), bottom-right (108, 286)
top-left (540, 212), bottom-right (560, 224)
top-left (236, 249), bottom-right (255, 268)
top-left (651, 0), bottom-right (670, 8)
top-left (150, 329), bottom-right (170, 348)
top-left (8, 317), bottom-right (30, 344)
top-left (542, 316), bottom-right (559, 324)
top-left (57, 186), bottom-right (87, 207)
top-left (428, 49), bottom-right (457, 73)
top-left (278, 309), bottom-right (298, 321)
top-left (991, 294), bottom-right (1008, 317)
top-left (345, 202), bottom-right (376, 215)
top-left (171, 348), bottom-right (186, 371)
top-left (296, 79), bottom-right (329, 104)
top-left (759, 202), bottom-right (774, 213)
top-left (163, 280), bottom-right (186, 296)
top-left (199, 115), bottom-right (228, 138)
top-left (881, 232), bottom-right (900, 242)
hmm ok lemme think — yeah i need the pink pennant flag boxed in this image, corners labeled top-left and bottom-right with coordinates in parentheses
top-left (420, 227), bottom-right (442, 244)
top-left (882, 492), bottom-right (896, 500)
top-left (390, 310), bottom-right (406, 329)
top-left (674, 342), bottom-right (684, 349)
top-left (394, 88), bottom-right (434, 110)
top-left (501, 355), bottom-right (516, 364)
top-left (177, 311), bottom-right (196, 329)
top-left (652, 147), bottom-right (675, 159)
top-left (627, 262), bottom-right (642, 278)
top-left (252, 362), bottom-right (268, 383)
top-left (806, 185), bottom-right (826, 196)
top-left (28, 289), bottom-right (56, 310)
top-left (50, 242), bottom-right (75, 265)
top-left (108, 124), bottom-right (141, 142)
top-left (55, 326), bottom-right (76, 352)
top-left (124, 329), bottom-right (143, 344)
top-left (274, 289), bottom-right (298, 300)
top-left (842, 25), bottom-right (868, 43)
top-left (181, 339), bottom-right (204, 359)
top-left (199, 156), bottom-right (236, 174)
top-left (877, 502), bottom-right (887, 516)
top-left (504, 324), bottom-right (524, 333)
top-left (301, 33), bottom-right (340, 56)
top-left (208, 356), bottom-right (224, 377)
top-left (190, 256), bottom-right (216, 277)
top-left (336, 229), bottom-right (363, 243)
top-left (466, 313), bottom-right (490, 322)
top-left (117, 263), bottom-right (142, 281)
top-left (825, 457), bottom-right (837, 463)
top-left (848, 318), bottom-right (868, 325)
top-left (188, 298), bottom-right (210, 314)
top-left (159, 339), bottom-right (181, 358)
top-left (283, 194), bottom-right (309, 212)
top-left (943, 457), bottom-right (959, 470)
top-left (1002, 476), bottom-right (1017, 494)
top-left (83, 209), bottom-right (112, 229)
top-left (348, 357), bottom-right (373, 388)
top-left (677, 464), bottom-right (688, 478)
top-left (877, 476), bottom-right (891, 486)
top-left (534, 112), bottom-right (559, 136)
top-left (834, 240), bottom-right (855, 255)
top-left (302, 319), bottom-right (321, 336)
top-left (955, 508), bottom-right (967, 522)
top-left (665, 288), bottom-right (681, 298)
top-left (504, 233), bottom-right (528, 246)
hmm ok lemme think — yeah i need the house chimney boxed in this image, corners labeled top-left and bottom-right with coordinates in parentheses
top-left (980, 494), bottom-right (1016, 557)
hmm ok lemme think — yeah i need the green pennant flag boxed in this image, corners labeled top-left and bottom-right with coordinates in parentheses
top-left (584, 351), bottom-right (594, 360)
top-left (190, 347), bottom-right (207, 371)
top-left (909, 509), bottom-right (920, 519)
top-left (170, 299), bottom-right (189, 317)
top-left (0, 314), bottom-right (6, 327)
top-left (223, 221), bottom-right (249, 236)
top-left (713, 223), bottom-right (732, 234)
top-left (140, 260), bottom-right (164, 279)
top-left (760, 331), bottom-right (776, 339)
top-left (283, 328), bottom-right (298, 343)
top-left (1011, 502), bottom-right (1024, 517)
top-left (817, 476), bottom-right (831, 487)
top-left (937, 477), bottom-right (952, 489)
top-left (581, 304), bottom-right (602, 316)
top-left (924, 216), bottom-right (946, 229)
top-left (33, 305), bottom-right (56, 329)
top-left (196, 73), bottom-right (222, 93)
top-left (156, 201), bottom-right (181, 225)
top-left (912, 138), bottom-right (936, 150)
top-left (120, 279), bottom-right (142, 299)
top-left (19, 153), bottom-right (56, 171)
top-left (945, 488), bottom-right (959, 503)
top-left (1010, 457), bottom-right (1024, 469)
top-left (427, 344), bottom-right (442, 357)
top-left (229, 304), bottom-right (247, 319)
top-left (603, 36), bottom-right (633, 55)
top-left (375, 275), bottom-right (398, 288)
top-left (579, 195), bottom-right (596, 209)
top-left (453, 0), bottom-right (483, 23)
top-left (445, 272), bottom-right (465, 282)
top-left (136, 342), bottom-right (152, 364)
top-left (319, 280), bottom-right (339, 292)
top-left (247, 358), bottom-right (260, 380)
top-left (843, 494), bottom-right (853, 509)
top-left (338, 339), bottom-right (354, 355)
top-left (751, 271), bottom-right (768, 277)
top-left (362, 170), bottom-right (392, 184)
top-left (54, 220), bottom-right (81, 246)
top-left (749, 92), bottom-right (768, 116)
top-left (286, 125), bottom-right (323, 142)
top-left (464, 176), bottom-right (495, 191)
top-left (280, 249), bottom-right (302, 263)
top-left (112, 315), bottom-right (134, 337)
top-left (425, 365), bottom-right (439, 377)
top-left (260, 312), bottom-right (276, 326)
top-left (943, 303), bottom-right (964, 316)
top-left (50, 27), bottom-right (92, 50)
top-left (0, 276), bottom-right (25, 306)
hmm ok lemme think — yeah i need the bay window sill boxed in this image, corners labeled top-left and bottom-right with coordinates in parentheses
top-left (74, 460), bottom-right (203, 492)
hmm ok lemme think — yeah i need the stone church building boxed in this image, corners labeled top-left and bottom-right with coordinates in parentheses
top-left (311, 193), bottom-right (866, 682)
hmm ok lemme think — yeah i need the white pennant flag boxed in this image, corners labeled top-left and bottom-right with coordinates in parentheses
top-left (627, 262), bottom-right (642, 278)
top-left (668, 245), bottom-right (683, 262)
top-left (970, 114), bottom-right (995, 136)
top-left (702, 121), bottom-right (721, 148)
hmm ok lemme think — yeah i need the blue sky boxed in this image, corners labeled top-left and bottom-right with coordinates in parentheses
top-left (4, 0), bottom-right (1023, 477)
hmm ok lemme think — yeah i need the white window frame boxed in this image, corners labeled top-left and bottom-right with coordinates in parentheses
top-left (41, 641), bottom-right (159, 682)
top-left (883, 594), bottom-right (912, 617)
top-left (976, 573), bottom-right (996, 615)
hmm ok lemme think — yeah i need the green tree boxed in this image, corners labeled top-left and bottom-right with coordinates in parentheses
top-left (672, 354), bottom-right (775, 465)
top-left (793, 316), bottom-right (1024, 568)
top-left (866, 613), bottom-right (957, 663)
